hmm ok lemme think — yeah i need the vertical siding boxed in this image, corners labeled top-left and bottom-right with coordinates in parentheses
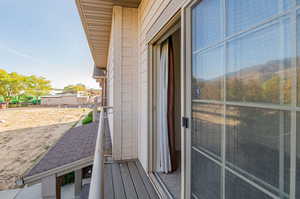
top-left (113, 6), bottom-right (123, 160)
top-left (121, 8), bottom-right (139, 159)
top-left (107, 28), bottom-right (114, 108)
top-left (107, 6), bottom-right (139, 160)
top-left (107, 0), bottom-right (183, 166)
top-left (107, 12), bottom-right (114, 143)
top-left (137, 0), bottom-right (172, 170)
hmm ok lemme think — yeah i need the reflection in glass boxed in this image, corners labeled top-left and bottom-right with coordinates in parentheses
top-left (192, 46), bottom-right (224, 101)
top-left (191, 150), bottom-right (221, 199)
top-left (225, 171), bottom-right (272, 199)
top-left (227, 0), bottom-right (291, 35)
top-left (192, 0), bottom-right (222, 51)
top-left (226, 106), bottom-right (290, 196)
top-left (226, 17), bottom-right (292, 104)
top-left (296, 113), bottom-right (300, 198)
top-left (192, 103), bottom-right (223, 158)
top-left (297, 12), bottom-right (300, 106)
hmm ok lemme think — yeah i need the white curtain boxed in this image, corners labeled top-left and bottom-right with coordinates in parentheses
top-left (158, 41), bottom-right (172, 173)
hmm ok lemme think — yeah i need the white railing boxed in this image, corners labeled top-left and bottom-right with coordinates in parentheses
top-left (88, 107), bottom-right (111, 199)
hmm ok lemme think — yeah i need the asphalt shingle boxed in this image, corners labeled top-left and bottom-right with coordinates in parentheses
top-left (26, 121), bottom-right (111, 177)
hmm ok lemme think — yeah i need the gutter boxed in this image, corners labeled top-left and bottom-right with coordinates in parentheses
top-left (23, 156), bottom-right (94, 186)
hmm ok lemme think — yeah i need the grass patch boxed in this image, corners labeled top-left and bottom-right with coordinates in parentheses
top-left (82, 111), bottom-right (93, 125)
top-left (8, 103), bottom-right (28, 108)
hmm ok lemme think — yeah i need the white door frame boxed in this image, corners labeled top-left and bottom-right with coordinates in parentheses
top-left (147, 1), bottom-right (198, 198)
top-left (147, 11), bottom-right (186, 199)
top-left (182, 2), bottom-right (191, 199)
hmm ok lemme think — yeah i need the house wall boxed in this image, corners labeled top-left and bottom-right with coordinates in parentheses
top-left (121, 7), bottom-right (139, 159)
top-left (107, 6), bottom-right (139, 160)
top-left (137, 0), bottom-right (183, 170)
top-left (61, 96), bottom-right (79, 105)
top-left (107, 14), bottom-right (115, 145)
top-left (105, 0), bottom-right (184, 167)
top-left (41, 97), bottom-right (60, 105)
top-left (41, 96), bottom-right (86, 105)
top-left (77, 96), bottom-right (89, 105)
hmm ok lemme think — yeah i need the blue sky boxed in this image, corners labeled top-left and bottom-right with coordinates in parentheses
top-left (0, 0), bottom-right (98, 89)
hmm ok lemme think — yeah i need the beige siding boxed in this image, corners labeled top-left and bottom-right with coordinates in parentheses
top-left (107, 6), bottom-right (139, 160)
top-left (106, 0), bottom-right (183, 167)
top-left (121, 8), bottom-right (139, 159)
top-left (137, 0), bottom-right (183, 170)
top-left (107, 14), bottom-right (115, 144)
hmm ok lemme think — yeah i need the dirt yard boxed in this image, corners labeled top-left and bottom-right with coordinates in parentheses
top-left (0, 107), bottom-right (90, 190)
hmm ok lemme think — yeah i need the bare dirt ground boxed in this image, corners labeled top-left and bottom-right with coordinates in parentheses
top-left (0, 107), bottom-right (90, 190)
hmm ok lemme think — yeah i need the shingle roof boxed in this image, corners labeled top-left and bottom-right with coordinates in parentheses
top-left (25, 121), bottom-right (111, 178)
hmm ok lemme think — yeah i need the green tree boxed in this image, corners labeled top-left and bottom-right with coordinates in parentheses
top-left (244, 80), bottom-right (264, 102)
top-left (0, 69), bottom-right (52, 103)
top-left (25, 75), bottom-right (52, 98)
top-left (63, 83), bottom-right (87, 94)
top-left (262, 75), bottom-right (280, 104)
top-left (227, 78), bottom-right (245, 101)
top-left (0, 69), bottom-right (8, 98)
top-left (0, 70), bottom-right (26, 102)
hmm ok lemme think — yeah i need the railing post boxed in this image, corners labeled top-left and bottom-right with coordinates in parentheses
top-left (88, 107), bottom-right (112, 199)
top-left (88, 108), bottom-right (105, 199)
top-left (92, 104), bottom-right (98, 122)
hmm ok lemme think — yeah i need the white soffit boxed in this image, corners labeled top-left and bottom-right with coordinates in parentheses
top-left (76, 0), bottom-right (140, 69)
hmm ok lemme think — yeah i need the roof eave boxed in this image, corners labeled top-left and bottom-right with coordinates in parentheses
top-left (23, 156), bottom-right (94, 186)
top-left (75, 0), bottom-right (140, 69)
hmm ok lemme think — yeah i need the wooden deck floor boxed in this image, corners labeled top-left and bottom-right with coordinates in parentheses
top-left (80, 160), bottom-right (160, 199)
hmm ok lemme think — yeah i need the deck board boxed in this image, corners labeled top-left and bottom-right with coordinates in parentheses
top-left (80, 160), bottom-right (159, 199)
top-left (136, 161), bottom-right (160, 199)
top-left (119, 162), bottom-right (138, 199)
top-left (128, 162), bottom-right (151, 199)
top-left (112, 163), bottom-right (126, 199)
top-left (104, 164), bottom-right (114, 199)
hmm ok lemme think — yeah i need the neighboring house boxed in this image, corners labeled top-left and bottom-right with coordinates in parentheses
top-left (49, 89), bottom-right (64, 96)
top-left (41, 93), bottom-right (90, 106)
top-left (22, 0), bottom-right (300, 199)
top-left (23, 122), bottom-right (106, 199)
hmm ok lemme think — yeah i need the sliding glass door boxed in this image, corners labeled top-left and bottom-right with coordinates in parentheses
top-left (187, 0), bottom-right (300, 198)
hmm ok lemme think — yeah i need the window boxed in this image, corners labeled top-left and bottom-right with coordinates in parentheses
top-left (227, 0), bottom-right (291, 35)
top-left (226, 107), bottom-right (290, 195)
top-left (191, 150), bottom-right (221, 199)
top-left (192, 0), bottom-right (222, 50)
top-left (226, 16), bottom-right (292, 104)
top-left (190, 0), bottom-right (298, 198)
top-left (192, 103), bottom-right (223, 158)
top-left (192, 46), bottom-right (224, 101)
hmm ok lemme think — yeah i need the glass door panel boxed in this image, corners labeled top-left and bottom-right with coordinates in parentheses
top-left (189, 0), bottom-right (298, 199)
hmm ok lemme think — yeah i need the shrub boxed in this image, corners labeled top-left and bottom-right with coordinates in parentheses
top-left (8, 104), bottom-right (20, 108)
top-left (82, 111), bottom-right (93, 125)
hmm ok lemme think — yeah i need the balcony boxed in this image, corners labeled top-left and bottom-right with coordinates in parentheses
top-left (84, 107), bottom-right (159, 199)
